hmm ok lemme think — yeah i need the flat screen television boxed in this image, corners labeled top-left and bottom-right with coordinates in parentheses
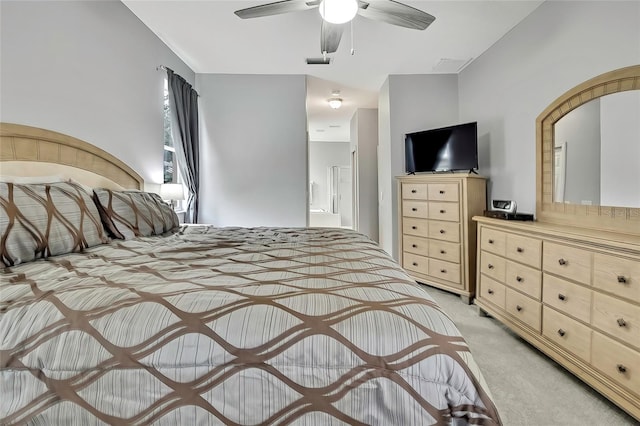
top-left (405, 122), bottom-right (478, 173)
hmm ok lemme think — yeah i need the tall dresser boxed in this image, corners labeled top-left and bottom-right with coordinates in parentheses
top-left (397, 174), bottom-right (486, 303)
top-left (474, 216), bottom-right (640, 420)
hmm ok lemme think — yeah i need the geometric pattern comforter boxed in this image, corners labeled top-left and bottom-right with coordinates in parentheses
top-left (0, 226), bottom-right (501, 425)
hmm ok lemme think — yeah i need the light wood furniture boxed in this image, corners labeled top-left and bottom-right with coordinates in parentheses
top-left (475, 216), bottom-right (640, 420)
top-left (398, 174), bottom-right (486, 303)
top-left (536, 65), bottom-right (640, 235)
top-left (474, 65), bottom-right (640, 421)
top-left (0, 122), bottom-right (143, 190)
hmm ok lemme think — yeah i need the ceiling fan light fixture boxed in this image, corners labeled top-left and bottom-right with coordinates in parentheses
top-left (319, 0), bottom-right (358, 24)
top-left (328, 97), bottom-right (343, 109)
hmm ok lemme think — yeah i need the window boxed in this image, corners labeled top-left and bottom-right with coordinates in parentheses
top-left (163, 77), bottom-right (177, 184)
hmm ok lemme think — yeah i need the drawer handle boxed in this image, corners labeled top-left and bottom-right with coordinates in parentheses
top-left (488, 239), bottom-right (494, 244)
top-left (412, 208), bottom-right (417, 211)
top-left (439, 190), bottom-right (445, 194)
top-left (439, 209), bottom-right (445, 214)
top-left (412, 226), bottom-right (417, 230)
top-left (516, 247), bottom-right (524, 253)
top-left (617, 275), bottom-right (627, 284)
top-left (617, 364), bottom-right (627, 374)
top-left (440, 269), bottom-right (447, 274)
top-left (617, 318), bottom-right (627, 327)
top-left (412, 244), bottom-right (417, 248)
top-left (439, 229), bottom-right (445, 234)
top-left (516, 305), bottom-right (523, 312)
top-left (440, 250), bottom-right (446, 254)
top-left (411, 189), bottom-right (417, 193)
top-left (558, 294), bottom-right (566, 301)
top-left (488, 264), bottom-right (494, 269)
top-left (558, 258), bottom-right (567, 266)
top-left (412, 262), bottom-right (418, 266)
top-left (557, 329), bottom-right (566, 337)
top-left (488, 289), bottom-right (494, 295)
top-left (516, 276), bottom-right (523, 283)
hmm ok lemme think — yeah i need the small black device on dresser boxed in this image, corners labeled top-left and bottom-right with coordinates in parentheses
top-left (484, 199), bottom-right (534, 221)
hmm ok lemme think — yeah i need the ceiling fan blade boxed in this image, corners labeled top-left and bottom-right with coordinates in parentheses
top-left (235, 0), bottom-right (317, 19)
top-left (357, 0), bottom-right (435, 30)
top-left (320, 21), bottom-right (344, 54)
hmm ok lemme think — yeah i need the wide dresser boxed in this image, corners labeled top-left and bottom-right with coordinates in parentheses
top-left (474, 216), bottom-right (640, 420)
top-left (397, 174), bottom-right (486, 303)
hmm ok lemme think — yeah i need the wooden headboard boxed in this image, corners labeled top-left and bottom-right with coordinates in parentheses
top-left (0, 122), bottom-right (143, 190)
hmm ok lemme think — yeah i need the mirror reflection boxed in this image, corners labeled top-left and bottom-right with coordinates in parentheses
top-left (553, 90), bottom-right (640, 208)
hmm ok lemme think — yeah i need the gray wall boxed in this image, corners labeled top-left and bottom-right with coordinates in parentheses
top-left (350, 108), bottom-right (379, 242)
top-left (600, 91), bottom-right (640, 207)
top-left (197, 74), bottom-right (308, 227)
top-left (0, 0), bottom-right (195, 185)
top-left (378, 74), bottom-right (459, 257)
top-left (309, 141), bottom-right (350, 212)
top-left (458, 0), bottom-right (640, 215)
top-left (554, 99), bottom-right (601, 205)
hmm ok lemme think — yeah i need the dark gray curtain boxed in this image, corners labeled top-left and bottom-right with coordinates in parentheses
top-left (167, 68), bottom-right (199, 223)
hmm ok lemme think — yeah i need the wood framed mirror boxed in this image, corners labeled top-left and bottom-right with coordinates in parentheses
top-left (536, 65), bottom-right (640, 235)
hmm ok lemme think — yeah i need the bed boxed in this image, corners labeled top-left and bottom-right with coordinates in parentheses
top-left (0, 123), bottom-right (501, 425)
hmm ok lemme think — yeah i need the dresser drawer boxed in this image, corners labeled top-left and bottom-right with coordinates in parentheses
top-left (592, 292), bottom-right (640, 350)
top-left (403, 252), bottom-right (429, 276)
top-left (506, 260), bottom-right (542, 300)
top-left (593, 252), bottom-right (640, 304)
top-left (506, 234), bottom-right (541, 269)
top-left (403, 201), bottom-right (428, 219)
top-left (543, 306), bottom-right (591, 362)
top-left (428, 202), bottom-right (460, 222)
top-left (429, 258), bottom-right (462, 285)
top-left (543, 274), bottom-right (591, 323)
top-left (506, 288), bottom-right (541, 332)
top-left (428, 240), bottom-right (460, 263)
top-left (402, 183), bottom-right (428, 200)
top-left (403, 218), bottom-right (429, 238)
top-left (480, 251), bottom-right (506, 283)
top-left (427, 183), bottom-right (459, 202)
top-left (543, 242), bottom-right (592, 284)
top-left (427, 220), bottom-right (460, 243)
top-left (592, 331), bottom-right (640, 397)
top-left (479, 276), bottom-right (506, 309)
top-left (480, 227), bottom-right (506, 256)
top-left (403, 235), bottom-right (429, 256)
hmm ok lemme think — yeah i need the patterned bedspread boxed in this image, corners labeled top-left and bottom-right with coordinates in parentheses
top-left (0, 226), bottom-right (501, 425)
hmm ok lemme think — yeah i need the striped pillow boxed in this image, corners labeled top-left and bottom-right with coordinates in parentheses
top-left (92, 189), bottom-right (179, 239)
top-left (0, 181), bottom-right (108, 267)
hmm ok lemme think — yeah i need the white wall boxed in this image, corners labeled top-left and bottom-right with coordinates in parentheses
top-left (459, 0), bottom-right (640, 215)
top-left (309, 141), bottom-right (350, 212)
top-left (197, 74), bottom-right (308, 227)
top-left (378, 74), bottom-right (459, 258)
top-left (351, 108), bottom-right (379, 242)
top-left (0, 1), bottom-right (194, 185)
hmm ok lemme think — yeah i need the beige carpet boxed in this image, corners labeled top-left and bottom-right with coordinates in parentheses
top-left (422, 285), bottom-right (638, 426)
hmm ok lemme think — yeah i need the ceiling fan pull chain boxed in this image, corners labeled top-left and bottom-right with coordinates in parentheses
top-left (350, 20), bottom-right (355, 55)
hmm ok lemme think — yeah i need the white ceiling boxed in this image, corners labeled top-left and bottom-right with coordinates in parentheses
top-left (122, 0), bottom-right (543, 141)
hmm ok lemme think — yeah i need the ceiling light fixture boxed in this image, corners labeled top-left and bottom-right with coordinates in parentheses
top-left (319, 0), bottom-right (358, 24)
top-left (328, 98), bottom-right (342, 109)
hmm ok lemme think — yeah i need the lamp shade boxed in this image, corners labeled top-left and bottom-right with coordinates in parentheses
top-left (319, 0), bottom-right (358, 24)
top-left (160, 183), bottom-right (185, 201)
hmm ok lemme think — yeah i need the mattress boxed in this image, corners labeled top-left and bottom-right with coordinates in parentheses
top-left (0, 226), bottom-right (501, 425)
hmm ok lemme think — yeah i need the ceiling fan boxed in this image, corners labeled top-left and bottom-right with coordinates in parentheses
top-left (234, 0), bottom-right (435, 55)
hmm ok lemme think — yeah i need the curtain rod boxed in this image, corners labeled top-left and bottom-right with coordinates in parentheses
top-left (157, 65), bottom-right (200, 97)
